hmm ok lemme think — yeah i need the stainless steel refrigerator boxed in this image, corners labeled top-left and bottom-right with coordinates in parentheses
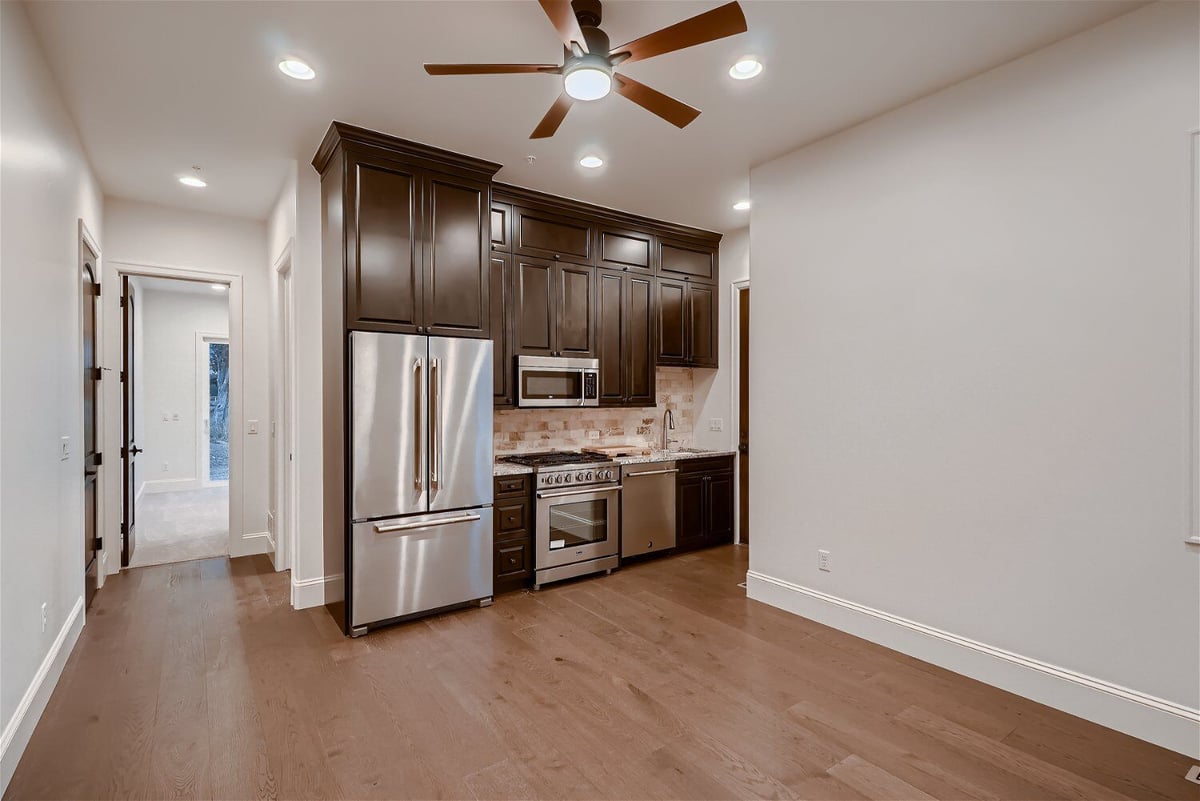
top-left (349, 331), bottom-right (493, 634)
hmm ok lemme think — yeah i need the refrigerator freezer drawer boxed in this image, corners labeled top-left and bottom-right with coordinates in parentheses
top-left (351, 509), bottom-right (492, 629)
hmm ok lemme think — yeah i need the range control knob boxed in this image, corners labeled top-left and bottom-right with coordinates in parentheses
top-left (577, 472), bottom-right (586, 482)
top-left (555, 474), bottom-right (564, 484)
top-left (564, 474), bottom-right (573, 483)
top-left (585, 471), bottom-right (593, 481)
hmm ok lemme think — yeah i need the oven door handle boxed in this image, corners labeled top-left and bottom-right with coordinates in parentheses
top-left (537, 485), bottom-right (622, 500)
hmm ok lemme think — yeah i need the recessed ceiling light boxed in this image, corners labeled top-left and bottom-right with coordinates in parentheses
top-left (733, 199), bottom-right (751, 211)
top-left (278, 58), bottom-right (316, 81)
top-left (579, 155), bottom-right (604, 169)
top-left (728, 58), bottom-right (763, 81)
top-left (179, 167), bottom-right (206, 188)
top-left (211, 284), bottom-right (227, 291)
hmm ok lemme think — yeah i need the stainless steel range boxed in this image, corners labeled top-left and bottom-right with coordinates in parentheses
top-left (501, 451), bottom-right (620, 588)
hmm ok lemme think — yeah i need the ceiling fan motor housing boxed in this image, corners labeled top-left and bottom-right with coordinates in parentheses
top-left (571, 0), bottom-right (603, 29)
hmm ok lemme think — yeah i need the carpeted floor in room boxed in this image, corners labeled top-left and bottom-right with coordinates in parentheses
top-left (128, 486), bottom-right (228, 568)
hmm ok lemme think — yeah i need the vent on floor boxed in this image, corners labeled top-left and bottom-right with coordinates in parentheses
top-left (737, 581), bottom-right (746, 588)
top-left (1185, 765), bottom-right (1200, 785)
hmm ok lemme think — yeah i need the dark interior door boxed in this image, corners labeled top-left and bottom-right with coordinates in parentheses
top-left (121, 276), bottom-right (140, 566)
top-left (738, 287), bottom-right (750, 543)
top-left (82, 243), bottom-right (100, 607)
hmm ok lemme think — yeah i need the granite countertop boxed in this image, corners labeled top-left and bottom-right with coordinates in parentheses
top-left (492, 449), bottom-right (735, 476)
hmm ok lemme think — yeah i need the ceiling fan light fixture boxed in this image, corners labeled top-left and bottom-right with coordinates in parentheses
top-left (563, 58), bottom-right (612, 101)
top-left (579, 154), bottom-right (604, 169)
top-left (728, 57), bottom-right (762, 80)
top-left (733, 199), bottom-right (751, 211)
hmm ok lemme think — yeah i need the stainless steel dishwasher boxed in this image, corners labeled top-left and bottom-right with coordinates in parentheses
top-left (620, 461), bottom-right (677, 557)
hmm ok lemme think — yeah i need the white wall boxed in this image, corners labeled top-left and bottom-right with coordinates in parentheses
top-left (694, 227), bottom-right (750, 452)
top-left (747, 1), bottom-right (1199, 756)
top-left (0, 1), bottom-right (104, 789)
top-left (101, 199), bottom-right (270, 564)
top-left (139, 287), bottom-right (229, 491)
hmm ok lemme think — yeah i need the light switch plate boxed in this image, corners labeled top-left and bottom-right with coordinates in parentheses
top-left (247, 419), bottom-right (259, 435)
top-left (59, 437), bottom-right (70, 461)
top-left (709, 418), bottom-right (724, 432)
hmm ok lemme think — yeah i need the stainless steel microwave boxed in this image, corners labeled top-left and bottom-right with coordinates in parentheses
top-left (516, 355), bottom-right (600, 408)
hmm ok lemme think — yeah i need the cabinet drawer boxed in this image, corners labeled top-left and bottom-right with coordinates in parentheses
top-left (515, 207), bottom-right (591, 262)
top-left (495, 500), bottom-right (528, 533)
top-left (678, 456), bottom-right (733, 475)
top-left (495, 539), bottom-right (532, 580)
top-left (495, 475), bottom-right (531, 496)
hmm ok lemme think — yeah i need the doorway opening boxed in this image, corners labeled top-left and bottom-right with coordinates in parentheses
top-left (121, 275), bottom-right (231, 568)
top-left (732, 280), bottom-right (750, 545)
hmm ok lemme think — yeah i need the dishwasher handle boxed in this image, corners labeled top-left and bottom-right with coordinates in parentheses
top-left (625, 468), bottom-right (679, 477)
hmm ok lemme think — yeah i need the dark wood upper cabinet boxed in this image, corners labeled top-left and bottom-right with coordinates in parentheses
top-left (598, 228), bottom-right (653, 273)
top-left (347, 158), bottom-right (422, 332)
top-left (599, 268), bottom-right (656, 406)
top-left (688, 283), bottom-right (717, 368)
top-left (514, 207), bottom-right (591, 263)
top-left (490, 202), bottom-right (511, 252)
top-left (313, 123), bottom-right (501, 339)
top-left (490, 253), bottom-right (513, 406)
top-left (660, 238), bottom-right (715, 281)
top-left (514, 258), bottom-right (555, 355)
top-left (513, 258), bottom-right (595, 358)
top-left (597, 270), bottom-right (625, 404)
top-left (656, 278), bottom-right (688, 365)
top-left (557, 263), bottom-right (594, 356)
top-left (424, 172), bottom-right (489, 338)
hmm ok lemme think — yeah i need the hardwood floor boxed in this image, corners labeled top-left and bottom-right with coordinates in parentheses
top-left (6, 546), bottom-right (1196, 800)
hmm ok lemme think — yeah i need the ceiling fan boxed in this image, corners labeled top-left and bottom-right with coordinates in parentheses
top-left (423, 0), bottom-right (748, 139)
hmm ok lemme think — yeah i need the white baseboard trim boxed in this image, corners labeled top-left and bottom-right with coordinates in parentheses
top-left (745, 570), bottom-right (1200, 758)
top-left (141, 477), bottom-right (201, 494)
top-left (292, 573), bottom-right (343, 610)
top-left (1, 596), bottom-right (85, 794)
top-left (229, 530), bottom-right (272, 559)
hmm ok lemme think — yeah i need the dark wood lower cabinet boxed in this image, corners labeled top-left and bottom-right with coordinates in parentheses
top-left (675, 456), bottom-right (735, 552)
top-left (493, 474), bottom-right (533, 593)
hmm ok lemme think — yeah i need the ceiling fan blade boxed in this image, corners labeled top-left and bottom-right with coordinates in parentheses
top-left (538, 0), bottom-right (589, 53)
top-left (610, 1), bottom-right (747, 65)
top-left (613, 74), bottom-right (701, 129)
top-left (530, 92), bottom-right (575, 139)
top-left (424, 63), bottom-right (560, 75)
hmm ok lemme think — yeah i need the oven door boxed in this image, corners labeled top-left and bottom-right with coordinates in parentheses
top-left (518, 366), bottom-right (585, 408)
top-left (536, 484), bottom-right (620, 569)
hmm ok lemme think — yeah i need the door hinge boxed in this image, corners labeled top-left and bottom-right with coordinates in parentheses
top-left (120, 370), bottom-right (126, 383)
top-left (94, 452), bottom-right (103, 467)
top-left (119, 295), bottom-right (125, 308)
top-left (91, 367), bottom-right (103, 381)
top-left (120, 522), bottom-right (126, 535)
top-left (93, 536), bottom-right (103, 550)
top-left (94, 283), bottom-right (101, 298)
top-left (120, 446), bottom-right (127, 458)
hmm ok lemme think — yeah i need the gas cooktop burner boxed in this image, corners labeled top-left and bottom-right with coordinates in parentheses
top-left (501, 450), bottom-right (613, 468)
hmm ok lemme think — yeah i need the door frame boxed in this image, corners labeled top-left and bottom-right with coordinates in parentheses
top-left (196, 332), bottom-right (231, 488)
top-left (78, 220), bottom-right (106, 590)
top-left (102, 260), bottom-right (247, 573)
top-left (271, 239), bottom-right (298, 571)
top-left (729, 278), bottom-right (750, 545)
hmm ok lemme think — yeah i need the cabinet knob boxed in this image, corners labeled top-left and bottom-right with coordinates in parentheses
top-left (553, 254), bottom-right (560, 260)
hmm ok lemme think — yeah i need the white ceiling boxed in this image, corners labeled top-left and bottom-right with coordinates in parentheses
top-left (27, 0), bottom-right (1141, 233)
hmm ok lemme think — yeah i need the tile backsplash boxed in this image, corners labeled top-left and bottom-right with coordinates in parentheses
top-left (495, 367), bottom-right (696, 454)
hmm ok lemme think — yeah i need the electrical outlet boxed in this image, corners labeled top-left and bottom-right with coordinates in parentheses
top-left (40, 602), bottom-right (47, 633)
top-left (818, 549), bottom-right (832, 572)
top-left (709, 418), bottom-right (724, 432)
top-left (162, 412), bottom-right (169, 421)
top-left (162, 462), bottom-right (169, 473)
top-left (172, 412), bottom-right (180, 421)
top-left (59, 437), bottom-right (70, 460)
top-left (587, 430), bottom-right (600, 440)
top-left (247, 419), bottom-right (259, 435)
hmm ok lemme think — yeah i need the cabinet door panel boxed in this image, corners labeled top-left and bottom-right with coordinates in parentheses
top-left (626, 274), bottom-right (655, 405)
top-left (556, 263), bottom-right (594, 357)
top-left (597, 269), bottom-right (624, 404)
top-left (490, 202), bottom-right (511, 252)
top-left (514, 259), bottom-right (555, 355)
top-left (656, 278), bottom-right (687, 365)
top-left (660, 239), bottom-right (714, 281)
top-left (706, 471), bottom-right (735, 545)
top-left (424, 173), bottom-right (488, 337)
top-left (677, 475), bottom-right (707, 550)
top-left (689, 283), bottom-right (718, 368)
top-left (349, 160), bottom-right (421, 330)
top-left (490, 254), bottom-right (512, 405)
top-left (599, 229), bottom-right (652, 272)
top-left (515, 208), bottom-right (591, 262)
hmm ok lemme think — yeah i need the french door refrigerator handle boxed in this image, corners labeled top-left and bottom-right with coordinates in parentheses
top-left (430, 357), bottom-right (441, 489)
top-left (413, 357), bottom-right (423, 490)
top-left (373, 512), bottom-right (481, 534)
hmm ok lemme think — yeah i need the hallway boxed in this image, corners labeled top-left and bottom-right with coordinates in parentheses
top-left (128, 487), bottom-right (227, 568)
